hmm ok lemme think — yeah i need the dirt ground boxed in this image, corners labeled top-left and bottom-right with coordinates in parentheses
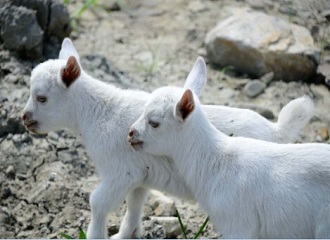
top-left (1, 0), bottom-right (330, 238)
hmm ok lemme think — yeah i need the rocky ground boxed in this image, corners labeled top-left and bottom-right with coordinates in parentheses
top-left (1, 0), bottom-right (330, 238)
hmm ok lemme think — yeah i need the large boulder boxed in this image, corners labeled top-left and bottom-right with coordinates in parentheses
top-left (0, 0), bottom-right (71, 58)
top-left (205, 8), bottom-right (320, 82)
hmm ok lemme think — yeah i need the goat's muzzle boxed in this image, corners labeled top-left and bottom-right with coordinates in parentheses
top-left (24, 120), bottom-right (38, 131)
top-left (128, 136), bottom-right (143, 151)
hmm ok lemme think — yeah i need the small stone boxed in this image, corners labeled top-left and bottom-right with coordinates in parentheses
top-left (49, 172), bottom-right (57, 182)
top-left (259, 109), bottom-right (275, 120)
top-left (260, 72), bottom-right (274, 85)
top-left (316, 135), bottom-right (323, 142)
top-left (21, 132), bottom-right (31, 143)
top-left (243, 80), bottom-right (266, 98)
top-left (324, 55), bottom-right (330, 63)
top-left (150, 216), bottom-right (181, 238)
top-left (316, 127), bottom-right (329, 141)
top-left (12, 134), bottom-right (22, 144)
top-left (322, 10), bottom-right (330, 22)
top-left (7, 133), bottom-right (13, 140)
top-left (188, 0), bottom-right (207, 12)
top-left (6, 165), bottom-right (15, 179)
top-left (148, 191), bottom-right (176, 217)
top-left (108, 224), bottom-right (119, 236)
top-left (247, 0), bottom-right (265, 10)
top-left (48, 132), bottom-right (59, 141)
top-left (107, 2), bottom-right (121, 11)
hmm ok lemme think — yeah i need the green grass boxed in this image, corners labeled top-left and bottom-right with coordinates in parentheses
top-left (59, 209), bottom-right (209, 239)
top-left (217, 65), bottom-right (234, 82)
top-left (176, 209), bottom-right (209, 239)
top-left (60, 229), bottom-right (86, 239)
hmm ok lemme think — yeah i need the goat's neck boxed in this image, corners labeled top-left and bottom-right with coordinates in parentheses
top-left (69, 74), bottom-right (123, 137)
top-left (169, 109), bottom-right (229, 191)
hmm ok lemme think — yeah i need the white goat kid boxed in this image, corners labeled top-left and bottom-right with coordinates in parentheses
top-left (129, 87), bottom-right (330, 238)
top-left (22, 38), bottom-right (313, 239)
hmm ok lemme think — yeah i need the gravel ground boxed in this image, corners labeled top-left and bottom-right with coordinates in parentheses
top-left (1, 0), bottom-right (330, 238)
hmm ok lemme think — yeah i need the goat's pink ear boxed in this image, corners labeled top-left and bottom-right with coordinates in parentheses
top-left (60, 56), bottom-right (81, 87)
top-left (175, 89), bottom-right (195, 121)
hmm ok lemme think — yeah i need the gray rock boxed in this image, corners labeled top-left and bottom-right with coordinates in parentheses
top-left (11, 0), bottom-right (50, 30)
top-left (0, 0), bottom-right (71, 58)
top-left (243, 80), bottom-right (266, 98)
top-left (205, 8), bottom-right (319, 82)
top-left (47, 0), bottom-right (71, 40)
top-left (247, 0), bottom-right (266, 10)
top-left (260, 72), bottom-right (274, 85)
top-left (0, 5), bottom-right (44, 58)
top-left (317, 63), bottom-right (330, 84)
top-left (5, 165), bottom-right (15, 179)
top-left (148, 191), bottom-right (176, 217)
top-left (143, 218), bottom-right (166, 239)
top-left (149, 216), bottom-right (182, 238)
top-left (0, 115), bottom-right (26, 138)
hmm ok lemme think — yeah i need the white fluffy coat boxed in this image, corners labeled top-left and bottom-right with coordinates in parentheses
top-left (22, 38), bottom-right (314, 238)
top-left (129, 87), bottom-right (330, 238)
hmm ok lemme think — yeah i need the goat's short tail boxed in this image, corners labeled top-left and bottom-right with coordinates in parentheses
top-left (276, 96), bottom-right (314, 143)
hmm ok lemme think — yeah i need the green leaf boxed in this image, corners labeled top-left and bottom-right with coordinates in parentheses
top-left (79, 229), bottom-right (87, 239)
top-left (176, 209), bottom-right (188, 239)
top-left (193, 217), bottom-right (209, 239)
top-left (60, 233), bottom-right (74, 239)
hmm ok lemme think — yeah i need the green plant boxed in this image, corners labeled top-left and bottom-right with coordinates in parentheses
top-left (176, 209), bottom-right (209, 239)
top-left (64, 0), bottom-right (103, 31)
top-left (137, 45), bottom-right (163, 80)
top-left (60, 229), bottom-right (86, 239)
top-left (217, 65), bottom-right (234, 81)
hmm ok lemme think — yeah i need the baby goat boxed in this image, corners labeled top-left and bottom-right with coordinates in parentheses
top-left (22, 38), bottom-right (313, 238)
top-left (129, 86), bottom-right (330, 238)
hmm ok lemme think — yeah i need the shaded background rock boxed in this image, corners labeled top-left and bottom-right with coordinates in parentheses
top-left (0, 0), bottom-right (71, 59)
top-left (205, 8), bottom-right (320, 82)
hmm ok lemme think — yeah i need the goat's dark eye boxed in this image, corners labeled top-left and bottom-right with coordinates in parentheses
top-left (149, 120), bottom-right (159, 128)
top-left (37, 96), bottom-right (47, 103)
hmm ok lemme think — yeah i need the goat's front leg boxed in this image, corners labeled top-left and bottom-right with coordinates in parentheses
top-left (87, 180), bottom-right (132, 239)
top-left (111, 187), bottom-right (149, 239)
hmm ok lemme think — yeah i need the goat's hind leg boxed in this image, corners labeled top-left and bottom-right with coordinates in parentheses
top-left (87, 180), bottom-right (132, 239)
top-left (111, 187), bottom-right (149, 239)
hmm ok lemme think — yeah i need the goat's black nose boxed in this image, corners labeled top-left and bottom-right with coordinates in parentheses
top-left (128, 130), bottom-right (134, 137)
top-left (22, 111), bottom-right (32, 121)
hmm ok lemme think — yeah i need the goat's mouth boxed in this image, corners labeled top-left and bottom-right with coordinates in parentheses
top-left (129, 140), bottom-right (144, 151)
top-left (24, 120), bottom-right (38, 131)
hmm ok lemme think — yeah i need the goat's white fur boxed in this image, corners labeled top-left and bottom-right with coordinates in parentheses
top-left (23, 38), bottom-right (314, 238)
top-left (129, 87), bottom-right (330, 238)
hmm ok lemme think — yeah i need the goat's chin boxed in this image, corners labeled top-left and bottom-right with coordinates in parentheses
top-left (131, 142), bottom-right (143, 151)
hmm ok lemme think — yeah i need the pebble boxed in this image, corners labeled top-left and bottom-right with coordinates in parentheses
top-left (12, 134), bottom-right (22, 144)
top-left (260, 72), bottom-right (274, 85)
top-left (5, 165), bottom-right (15, 179)
top-left (243, 80), bottom-right (266, 98)
top-left (48, 132), bottom-right (59, 141)
top-left (48, 172), bottom-right (57, 182)
top-left (316, 127), bottom-right (329, 142)
top-left (149, 216), bottom-right (182, 238)
top-left (21, 132), bottom-right (31, 143)
top-left (148, 191), bottom-right (176, 217)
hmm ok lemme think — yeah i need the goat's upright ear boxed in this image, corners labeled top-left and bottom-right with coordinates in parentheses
top-left (59, 38), bottom-right (80, 62)
top-left (175, 89), bottom-right (195, 122)
top-left (60, 56), bottom-right (81, 87)
top-left (183, 57), bottom-right (207, 96)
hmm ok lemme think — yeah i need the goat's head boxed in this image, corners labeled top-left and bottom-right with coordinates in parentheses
top-left (128, 56), bottom-right (207, 155)
top-left (129, 87), bottom-right (197, 155)
top-left (22, 38), bottom-right (81, 134)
